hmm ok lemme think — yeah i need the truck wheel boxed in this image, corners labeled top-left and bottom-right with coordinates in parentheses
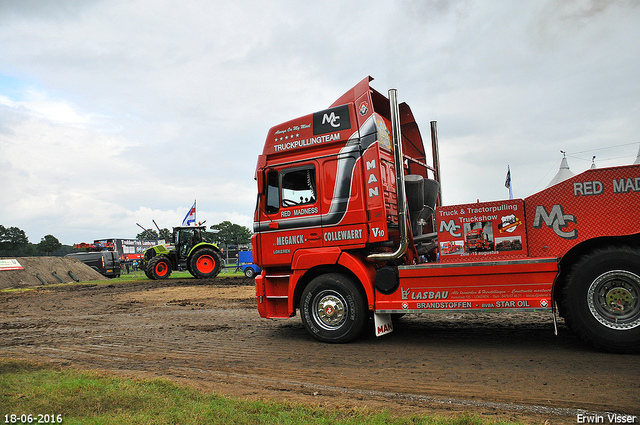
top-left (300, 273), bottom-right (367, 343)
top-left (148, 256), bottom-right (172, 280)
top-left (190, 248), bottom-right (222, 279)
top-left (244, 267), bottom-right (255, 278)
top-left (561, 246), bottom-right (640, 353)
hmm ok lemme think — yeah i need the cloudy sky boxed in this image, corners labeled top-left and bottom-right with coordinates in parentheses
top-left (1, 0), bottom-right (639, 245)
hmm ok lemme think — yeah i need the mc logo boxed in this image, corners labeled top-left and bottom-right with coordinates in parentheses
top-left (439, 219), bottom-right (462, 238)
top-left (322, 112), bottom-right (341, 128)
top-left (533, 204), bottom-right (577, 239)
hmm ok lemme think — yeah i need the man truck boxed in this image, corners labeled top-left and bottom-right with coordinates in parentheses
top-left (252, 76), bottom-right (640, 353)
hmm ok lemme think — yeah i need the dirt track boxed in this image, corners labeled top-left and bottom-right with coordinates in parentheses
top-left (1, 276), bottom-right (639, 424)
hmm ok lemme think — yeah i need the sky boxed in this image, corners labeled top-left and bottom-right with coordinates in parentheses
top-left (1, 0), bottom-right (639, 246)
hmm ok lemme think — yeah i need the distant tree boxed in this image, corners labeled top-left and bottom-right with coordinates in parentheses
top-left (54, 244), bottom-right (77, 256)
top-left (37, 234), bottom-right (62, 255)
top-left (135, 228), bottom-right (173, 242)
top-left (160, 228), bottom-right (173, 242)
top-left (136, 229), bottom-right (158, 240)
top-left (209, 221), bottom-right (252, 250)
top-left (0, 225), bottom-right (30, 253)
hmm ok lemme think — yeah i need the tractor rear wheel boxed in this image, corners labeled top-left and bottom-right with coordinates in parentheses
top-left (148, 256), bottom-right (172, 280)
top-left (189, 248), bottom-right (222, 279)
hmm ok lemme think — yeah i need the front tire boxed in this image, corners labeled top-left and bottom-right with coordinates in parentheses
top-left (561, 246), bottom-right (640, 353)
top-left (300, 273), bottom-right (367, 343)
top-left (189, 248), bottom-right (222, 279)
top-left (148, 256), bottom-right (172, 280)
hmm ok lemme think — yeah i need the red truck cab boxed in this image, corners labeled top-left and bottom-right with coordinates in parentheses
top-left (253, 77), bottom-right (640, 353)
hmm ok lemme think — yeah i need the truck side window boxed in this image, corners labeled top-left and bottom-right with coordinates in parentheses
top-left (265, 170), bottom-right (280, 214)
top-left (281, 167), bottom-right (316, 207)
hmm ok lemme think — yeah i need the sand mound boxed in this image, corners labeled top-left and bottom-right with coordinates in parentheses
top-left (0, 257), bottom-right (107, 290)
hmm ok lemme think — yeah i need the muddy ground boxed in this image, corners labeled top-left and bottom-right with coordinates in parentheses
top-left (1, 276), bottom-right (639, 424)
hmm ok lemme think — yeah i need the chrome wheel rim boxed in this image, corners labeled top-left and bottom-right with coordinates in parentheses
top-left (588, 270), bottom-right (640, 330)
top-left (312, 290), bottom-right (347, 331)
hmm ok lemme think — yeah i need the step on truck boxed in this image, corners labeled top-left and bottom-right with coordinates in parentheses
top-left (252, 76), bottom-right (640, 353)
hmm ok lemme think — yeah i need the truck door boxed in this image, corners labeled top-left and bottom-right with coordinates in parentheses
top-left (258, 161), bottom-right (323, 267)
top-left (318, 148), bottom-right (367, 247)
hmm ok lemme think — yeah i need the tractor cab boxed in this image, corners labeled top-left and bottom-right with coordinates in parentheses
top-left (174, 226), bottom-right (205, 259)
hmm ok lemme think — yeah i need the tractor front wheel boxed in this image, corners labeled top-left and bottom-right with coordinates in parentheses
top-left (190, 248), bottom-right (222, 279)
top-left (148, 256), bottom-right (172, 280)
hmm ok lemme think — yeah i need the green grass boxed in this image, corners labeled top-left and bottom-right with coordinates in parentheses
top-left (0, 269), bottom-right (247, 293)
top-left (0, 359), bottom-right (521, 425)
top-left (117, 269), bottom-right (246, 281)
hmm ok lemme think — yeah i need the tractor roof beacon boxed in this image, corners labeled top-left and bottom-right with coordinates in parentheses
top-left (142, 225), bottom-right (223, 280)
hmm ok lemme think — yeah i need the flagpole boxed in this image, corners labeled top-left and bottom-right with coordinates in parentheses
top-left (505, 166), bottom-right (513, 200)
top-left (194, 199), bottom-right (197, 226)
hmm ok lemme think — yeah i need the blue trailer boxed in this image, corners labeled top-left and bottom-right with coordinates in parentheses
top-left (238, 251), bottom-right (261, 278)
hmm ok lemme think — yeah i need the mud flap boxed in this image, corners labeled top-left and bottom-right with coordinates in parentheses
top-left (374, 313), bottom-right (393, 337)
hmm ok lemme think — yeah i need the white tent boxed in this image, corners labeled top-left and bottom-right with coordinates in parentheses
top-left (547, 153), bottom-right (575, 188)
top-left (634, 145), bottom-right (640, 165)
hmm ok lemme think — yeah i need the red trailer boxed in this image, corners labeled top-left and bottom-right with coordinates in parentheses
top-left (252, 77), bottom-right (640, 353)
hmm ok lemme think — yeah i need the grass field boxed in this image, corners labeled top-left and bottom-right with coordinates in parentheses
top-left (0, 359), bottom-right (519, 425)
top-left (116, 268), bottom-right (246, 282)
top-left (0, 269), bottom-right (247, 293)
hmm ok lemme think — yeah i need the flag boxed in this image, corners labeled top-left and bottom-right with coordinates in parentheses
top-left (182, 201), bottom-right (196, 226)
top-left (505, 166), bottom-right (513, 200)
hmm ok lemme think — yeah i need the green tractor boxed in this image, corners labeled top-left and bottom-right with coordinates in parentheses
top-left (142, 225), bottom-right (223, 280)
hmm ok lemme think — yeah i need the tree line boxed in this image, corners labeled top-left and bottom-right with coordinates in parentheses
top-left (0, 220), bottom-right (253, 258)
top-left (0, 225), bottom-right (68, 257)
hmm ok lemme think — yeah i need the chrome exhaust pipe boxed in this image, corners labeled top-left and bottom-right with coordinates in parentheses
top-left (430, 121), bottom-right (442, 206)
top-left (368, 89), bottom-right (409, 261)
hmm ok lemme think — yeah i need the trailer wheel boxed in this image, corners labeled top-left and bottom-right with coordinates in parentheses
top-left (148, 256), bottom-right (172, 280)
top-left (189, 248), bottom-right (222, 279)
top-left (561, 246), bottom-right (640, 353)
top-left (300, 273), bottom-right (367, 343)
top-left (244, 267), bottom-right (255, 278)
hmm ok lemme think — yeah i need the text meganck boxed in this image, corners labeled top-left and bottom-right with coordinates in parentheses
top-left (276, 235), bottom-right (305, 246)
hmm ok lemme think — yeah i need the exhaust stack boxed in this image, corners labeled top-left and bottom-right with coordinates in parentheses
top-left (368, 89), bottom-right (409, 261)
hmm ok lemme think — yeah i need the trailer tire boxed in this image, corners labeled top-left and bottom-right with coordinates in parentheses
top-left (244, 267), bottom-right (255, 278)
top-left (189, 248), bottom-right (222, 279)
top-left (300, 273), bottom-right (367, 343)
top-left (561, 246), bottom-right (640, 353)
top-left (148, 256), bottom-right (172, 280)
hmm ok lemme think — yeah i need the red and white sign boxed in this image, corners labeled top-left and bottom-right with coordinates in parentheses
top-left (0, 259), bottom-right (24, 271)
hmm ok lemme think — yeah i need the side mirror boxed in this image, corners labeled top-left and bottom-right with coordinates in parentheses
top-left (258, 170), bottom-right (266, 195)
top-left (255, 154), bottom-right (267, 194)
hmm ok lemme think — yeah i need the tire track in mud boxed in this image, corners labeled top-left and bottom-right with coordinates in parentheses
top-left (1, 279), bottom-right (639, 423)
